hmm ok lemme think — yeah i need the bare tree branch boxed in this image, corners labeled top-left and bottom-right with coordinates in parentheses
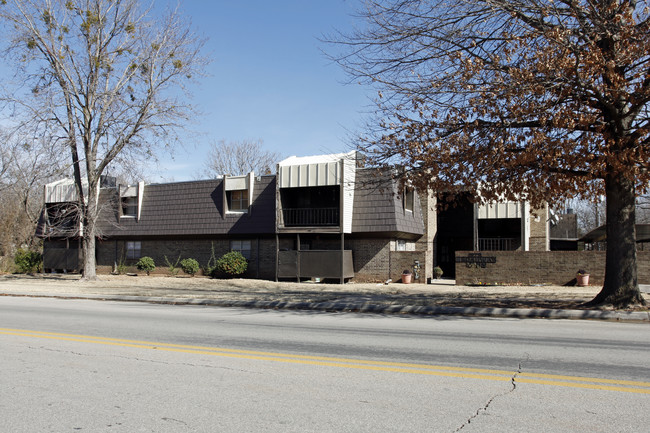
top-left (201, 139), bottom-right (281, 177)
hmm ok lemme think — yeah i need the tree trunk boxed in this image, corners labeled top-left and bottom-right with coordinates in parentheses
top-left (80, 183), bottom-right (98, 281)
top-left (587, 172), bottom-right (645, 307)
top-left (81, 225), bottom-right (97, 280)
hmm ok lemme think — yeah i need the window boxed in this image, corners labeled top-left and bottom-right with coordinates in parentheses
top-left (393, 239), bottom-right (415, 251)
top-left (230, 240), bottom-right (252, 259)
top-left (126, 241), bottom-right (141, 259)
top-left (227, 190), bottom-right (249, 212)
top-left (404, 188), bottom-right (414, 213)
top-left (121, 197), bottom-right (137, 217)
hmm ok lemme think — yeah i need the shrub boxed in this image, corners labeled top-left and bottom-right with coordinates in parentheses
top-left (164, 255), bottom-right (181, 276)
top-left (14, 249), bottom-right (42, 274)
top-left (136, 256), bottom-right (156, 275)
top-left (180, 258), bottom-right (200, 276)
top-left (433, 266), bottom-right (444, 279)
top-left (216, 251), bottom-right (248, 277)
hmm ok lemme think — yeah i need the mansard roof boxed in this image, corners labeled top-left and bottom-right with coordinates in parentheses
top-left (98, 176), bottom-right (276, 238)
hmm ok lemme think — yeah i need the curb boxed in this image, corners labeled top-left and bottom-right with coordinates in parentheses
top-left (3, 292), bottom-right (649, 323)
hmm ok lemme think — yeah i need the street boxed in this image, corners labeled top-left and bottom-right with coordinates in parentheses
top-left (1, 297), bottom-right (649, 432)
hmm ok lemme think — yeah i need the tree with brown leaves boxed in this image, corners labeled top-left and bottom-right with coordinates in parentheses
top-left (334, 0), bottom-right (649, 307)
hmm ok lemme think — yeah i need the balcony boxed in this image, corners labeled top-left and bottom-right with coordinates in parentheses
top-left (282, 207), bottom-right (339, 227)
top-left (479, 237), bottom-right (520, 251)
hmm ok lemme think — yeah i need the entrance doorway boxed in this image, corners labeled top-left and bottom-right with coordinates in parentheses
top-left (436, 193), bottom-right (474, 278)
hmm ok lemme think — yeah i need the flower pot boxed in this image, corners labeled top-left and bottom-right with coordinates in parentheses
top-left (576, 273), bottom-right (590, 287)
top-left (401, 273), bottom-right (412, 284)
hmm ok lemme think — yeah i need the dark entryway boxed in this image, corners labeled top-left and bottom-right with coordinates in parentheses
top-left (436, 193), bottom-right (474, 278)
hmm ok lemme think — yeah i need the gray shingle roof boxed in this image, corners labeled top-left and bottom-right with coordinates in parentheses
top-left (92, 169), bottom-right (423, 238)
top-left (99, 177), bottom-right (276, 237)
top-left (351, 169), bottom-right (424, 236)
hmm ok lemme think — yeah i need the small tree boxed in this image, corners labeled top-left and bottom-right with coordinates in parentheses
top-left (216, 251), bottom-right (248, 277)
top-left (203, 242), bottom-right (218, 277)
top-left (180, 258), bottom-right (200, 277)
top-left (164, 255), bottom-right (181, 276)
top-left (136, 256), bottom-right (155, 276)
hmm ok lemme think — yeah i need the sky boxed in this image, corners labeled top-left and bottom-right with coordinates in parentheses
top-left (154, 0), bottom-right (372, 182)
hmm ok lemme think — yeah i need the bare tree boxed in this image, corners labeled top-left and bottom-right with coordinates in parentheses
top-left (0, 129), bottom-right (68, 258)
top-left (202, 139), bottom-right (281, 177)
top-left (637, 194), bottom-right (650, 224)
top-left (0, 0), bottom-right (208, 279)
top-left (332, 0), bottom-right (650, 307)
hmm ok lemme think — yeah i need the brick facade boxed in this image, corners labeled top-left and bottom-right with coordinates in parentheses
top-left (345, 238), bottom-right (390, 281)
top-left (529, 205), bottom-right (550, 251)
top-left (455, 250), bottom-right (650, 285)
top-left (389, 251), bottom-right (428, 283)
top-left (417, 189), bottom-right (437, 280)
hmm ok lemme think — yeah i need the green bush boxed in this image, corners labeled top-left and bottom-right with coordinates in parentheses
top-left (180, 258), bottom-right (200, 276)
top-left (216, 251), bottom-right (248, 277)
top-left (14, 249), bottom-right (42, 274)
top-left (136, 256), bottom-right (156, 275)
top-left (433, 266), bottom-right (444, 279)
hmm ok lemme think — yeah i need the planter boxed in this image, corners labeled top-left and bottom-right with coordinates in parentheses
top-left (576, 273), bottom-right (590, 287)
top-left (401, 273), bottom-right (412, 284)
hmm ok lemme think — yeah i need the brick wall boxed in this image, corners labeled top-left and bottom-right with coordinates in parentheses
top-left (529, 205), bottom-right (549, 251)
top-left (346, 238), bottom-right (390, 281)
top-left (455, 250), bottom-right (650, 285)
top-left (417, 189), bottom-right (437, 280)
top-left (389, 251), bottom-right (428, 283)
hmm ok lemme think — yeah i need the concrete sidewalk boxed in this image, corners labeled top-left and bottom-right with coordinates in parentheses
top-left (1, 274), bottom-right (648, 322)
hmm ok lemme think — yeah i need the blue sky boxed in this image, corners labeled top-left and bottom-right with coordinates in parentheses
top-left (156, 0), bottom-right (371, 181)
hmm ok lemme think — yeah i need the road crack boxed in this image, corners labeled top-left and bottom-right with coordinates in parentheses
top-left (453, 355), bottom-right (527, 432)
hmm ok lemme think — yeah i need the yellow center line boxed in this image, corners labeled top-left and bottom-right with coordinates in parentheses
top-left (2, 327), bottom-right (649, 394)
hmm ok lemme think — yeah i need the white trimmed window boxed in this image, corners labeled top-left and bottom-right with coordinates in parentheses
top-left (227, 190), bottom-right (249, 212)
top-left (230, 240), bottom-right (252, 259)
top-left (126, 241), bottom-right (141, 259)
top-left (121, 196), bottom-right (137, 217)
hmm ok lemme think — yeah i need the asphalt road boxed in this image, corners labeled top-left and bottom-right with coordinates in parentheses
top-left (1, 297), bottom-right (649, 432)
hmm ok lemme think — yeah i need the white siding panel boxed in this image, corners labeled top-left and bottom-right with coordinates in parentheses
top-left (342, 158), bottom-right (355, 233)
top-left (45, 179), bottom-right (88, 203)
top-left (119, 185), bottom-right (137, 197)
top-left (279, 161), bottom-right (341, 188)
top-left (225, 176), bottom-right (248, 191)
top-left (299, 164), bottom-right (308, 186)
top-left (478, 201), bottom-right (521, 219)
top-left (317, 163), bottom-right (327, 185)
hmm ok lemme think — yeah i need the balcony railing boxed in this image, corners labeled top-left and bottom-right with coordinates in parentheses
top-left (282, 207), bottom-right (339, 227)
top-left (479, 237), bottom-right (520, 251)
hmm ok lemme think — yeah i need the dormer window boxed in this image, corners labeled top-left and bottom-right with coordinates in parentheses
top-left (224, 173), bottom-right (253, 214)
top-left (227, 189), bottom-right (249, 212)
top-left (122, 196), bottom-right (138, 217)
top-left (119, 182), bottom-right (143, 219)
